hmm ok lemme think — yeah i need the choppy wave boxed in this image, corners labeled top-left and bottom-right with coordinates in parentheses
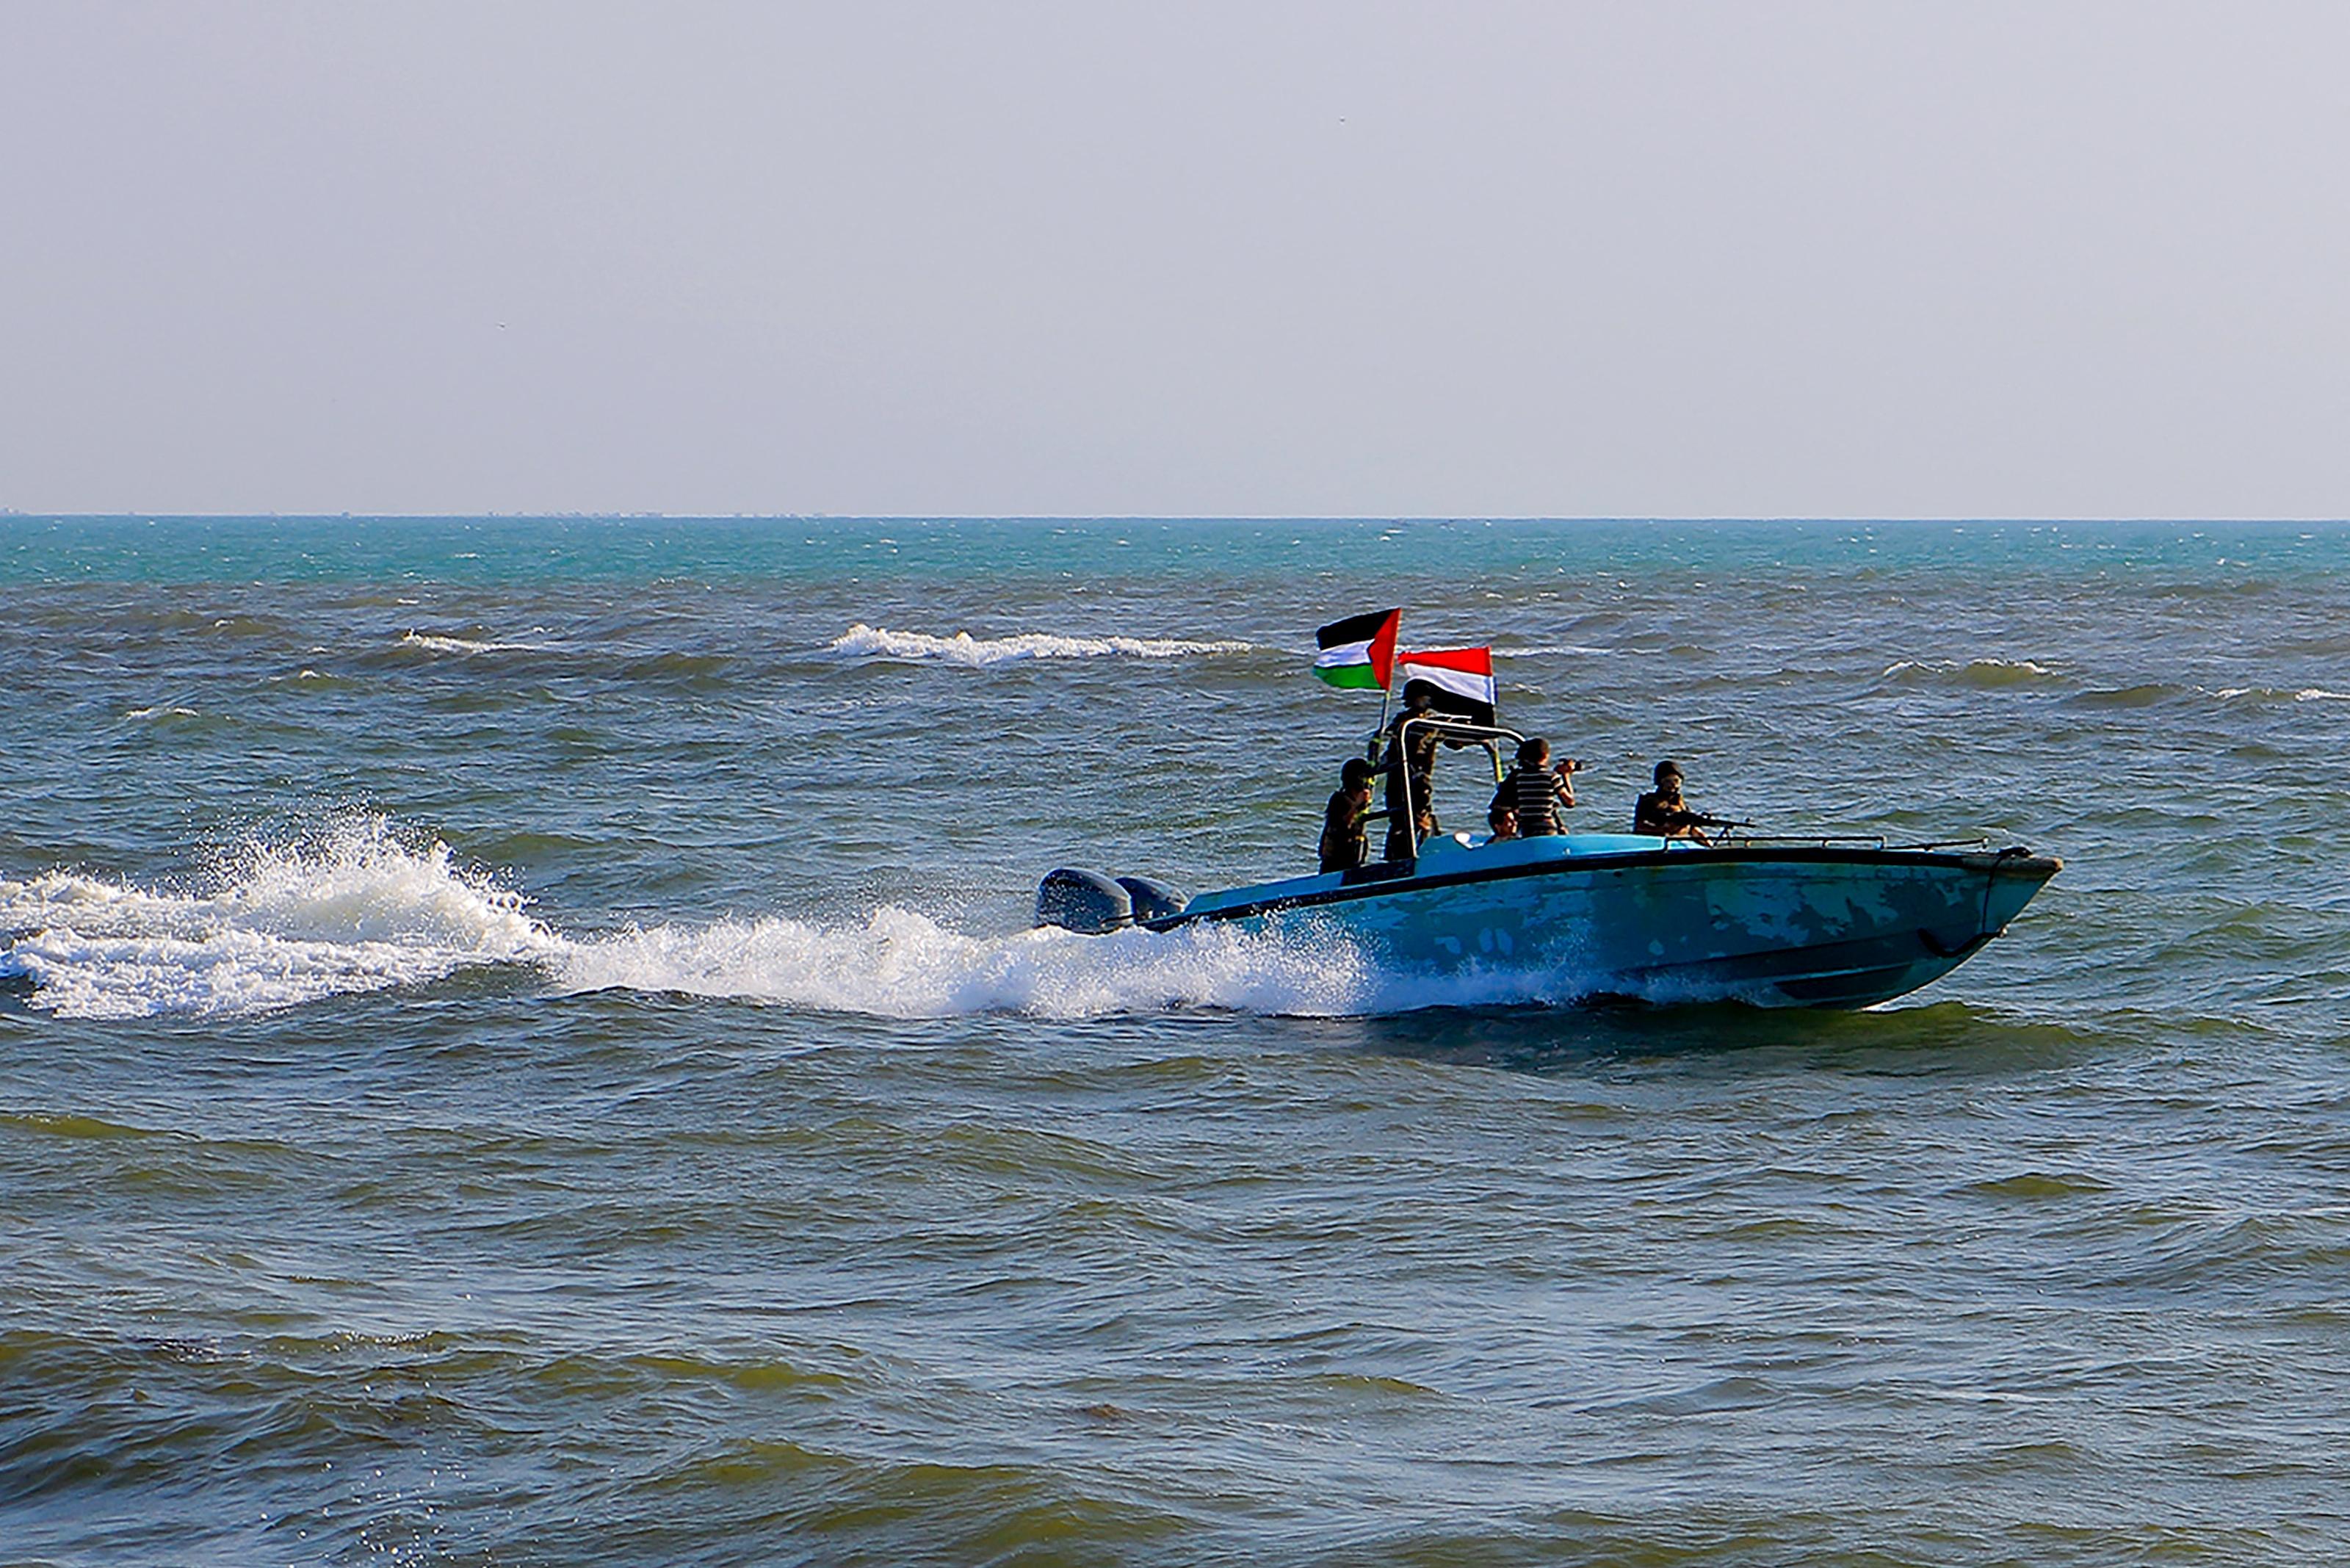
top-left (2215, 685), bottom-right (2350, 704)
top-left (0, 826), bottom-right (1635, 1022)
top-left (0, 820), bottom-right (551, 1019)
top-left (2064, 682), bottom-right (2194, 710)
top-left (824, 624), bottom-right (1255, 665)
top-left (1879, 657), bottom-right (2064, 688)
top-left (1865, 658), bottom-right (2350, 710)
top-left (397, 629), bottom-right (558, 655)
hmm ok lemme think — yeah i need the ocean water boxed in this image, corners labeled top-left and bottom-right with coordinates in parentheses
top-left (1, 516), bottom-right (2345, 1565)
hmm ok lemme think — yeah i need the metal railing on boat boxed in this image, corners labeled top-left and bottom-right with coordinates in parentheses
top-left (1711, 832), bottom-right (1997, 853)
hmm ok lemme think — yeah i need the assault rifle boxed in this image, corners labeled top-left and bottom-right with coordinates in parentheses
top-left (1644, 806), bottom-right (1757, 836)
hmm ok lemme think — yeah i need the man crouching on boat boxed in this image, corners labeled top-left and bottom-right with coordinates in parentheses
top-left (1634, 759), bottom-right (1713, 845)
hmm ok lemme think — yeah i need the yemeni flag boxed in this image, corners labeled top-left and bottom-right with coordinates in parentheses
top-left (1313, 609), bottom-right (1400, 690)
top-left (1395, 646), bottom-right (1497, 726)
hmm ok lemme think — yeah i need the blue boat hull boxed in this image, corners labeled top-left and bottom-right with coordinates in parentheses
top-left (1163, 834), bottom-right (2060, 1009)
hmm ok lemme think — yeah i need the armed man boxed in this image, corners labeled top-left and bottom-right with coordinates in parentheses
top-left (1633, 759), bottom-right (1727, 845)
top-left (1318, 757), bottom-right (1376, 872)
top-left (1378, 683), bottom-right (1446, 861)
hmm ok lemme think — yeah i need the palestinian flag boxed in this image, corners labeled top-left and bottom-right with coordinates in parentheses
top-left (1313, 609), bottom-right (1400, 690)
top-left (1395, 646), bottom-right (1497, 726)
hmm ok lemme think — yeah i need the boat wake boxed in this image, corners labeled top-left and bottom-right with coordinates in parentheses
top-left (0, 820), bottom-right (552, 1019)
top-left (550, 908), bottom-right (1381, 1019)
top-left (0, 823), bottom-right (1646, 1022)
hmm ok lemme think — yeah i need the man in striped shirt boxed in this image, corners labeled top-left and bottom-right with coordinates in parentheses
top-left (1489, 738), bottom-right (1580, 837)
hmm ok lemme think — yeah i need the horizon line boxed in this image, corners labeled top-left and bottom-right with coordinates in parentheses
top-left (4, 510), bottom-right (2346, 526)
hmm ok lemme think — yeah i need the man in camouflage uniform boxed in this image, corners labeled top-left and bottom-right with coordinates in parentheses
top-left (1634, 759), bottom-right (1713, 844)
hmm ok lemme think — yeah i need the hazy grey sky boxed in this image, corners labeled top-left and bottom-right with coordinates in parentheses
top-left (4, 2), bottom-right (2346, 517)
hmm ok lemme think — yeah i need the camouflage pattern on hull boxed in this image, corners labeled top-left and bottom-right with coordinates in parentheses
top-left (1170, 834), bottom-right (2060, 1010)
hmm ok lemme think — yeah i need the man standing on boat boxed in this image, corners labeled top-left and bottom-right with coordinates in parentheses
top-left (1319, 758), bottom-right (1376, 872)
top-left (1381, 684), bottom-right (1445, 861)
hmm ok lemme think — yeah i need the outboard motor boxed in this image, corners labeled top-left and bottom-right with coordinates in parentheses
top-left (1115, 875), bottom-right (1188, 925)
top-left (1035, 868), bottom-right (1132, 934)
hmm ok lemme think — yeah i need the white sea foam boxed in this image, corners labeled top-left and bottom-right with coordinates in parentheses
top-left (397, 629), bottom-right (557, 655)
top-left (550, 906), bottom-right (1641, 1017)
top-left (2216, 685), bottom-right (2350, 704)
top-left (552, 908), bottom-right (1383, 1018)
top-left (0, 819), bottom-right (552, 1019)
top-left (825, 624), bottom-right (1254, 666)
top-left (0, 928), bottom-right (495, 1020)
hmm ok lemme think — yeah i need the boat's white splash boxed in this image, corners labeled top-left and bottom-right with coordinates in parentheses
top-left (552, 908), bottom-right (1384, 1019)
top-left (0, 819), bottom-right (552, 1019)
top-left (0, 825), bottom-right (1646, 1022)
top-left (824, 624), bottom-right (1255, 666)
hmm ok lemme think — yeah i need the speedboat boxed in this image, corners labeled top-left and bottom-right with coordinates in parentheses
top-left (1037, 717), bottom-right (2058, 1009)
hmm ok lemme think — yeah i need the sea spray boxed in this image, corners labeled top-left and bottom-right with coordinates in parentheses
top-left (0, 817), bottom-right (552, 1019)
top-left (550, 907), bottom-right (1384, 1019)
